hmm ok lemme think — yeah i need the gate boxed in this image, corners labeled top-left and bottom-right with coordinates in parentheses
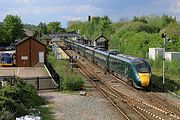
top-left (22, 76), bottom-right (58, 90)
top-left (0, 76), bottom-right (58, 90)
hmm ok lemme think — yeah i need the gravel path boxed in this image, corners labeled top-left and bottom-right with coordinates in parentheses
top-left (40, 90), bottom-right (124, 120)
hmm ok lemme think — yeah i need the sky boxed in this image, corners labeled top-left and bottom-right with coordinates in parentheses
top-left (0, 0), bottom-right (180, 27)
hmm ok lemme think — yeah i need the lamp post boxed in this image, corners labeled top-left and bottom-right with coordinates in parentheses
top-left (161, 33), bottom-right (166, 92)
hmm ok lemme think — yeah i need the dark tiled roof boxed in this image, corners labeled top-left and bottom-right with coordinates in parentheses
top-left (94, 34), bottom-right (109, 42)
top-left (16, 37), bottom-right (46, 47)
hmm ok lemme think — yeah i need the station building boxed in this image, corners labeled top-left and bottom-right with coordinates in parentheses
top-left (16, 37), bottom-right (46, 67)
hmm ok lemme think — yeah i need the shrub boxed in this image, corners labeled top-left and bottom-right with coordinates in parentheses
top-left (0, 78), bottom-right (44, 118)
top-left (62, 75), bottom-right (84, 91)
top-left (166, 60), bottom-right (180, 77)
top-left (148, 57), bottom-right (162, 69)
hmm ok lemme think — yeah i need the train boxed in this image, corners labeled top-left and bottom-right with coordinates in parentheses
top-left (64, 39), bottom-right (152, 89)
top-left (0, 52), bottom-right (15, 67)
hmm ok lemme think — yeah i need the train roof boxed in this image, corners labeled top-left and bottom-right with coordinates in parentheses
top-left (65, 39), bottom-right (148, 64)
top-left (85, 45), bottom-right (94, 51)
top-left (107, 50), bottom-right (120, 55)
top-left (94, 49), bottom-right (109, 56)
top-left (110, 54), bottom-right (132, 63)
top-left (110, 53), bottom-right (147, 64)
top-left (116, 53), bottom-right (137, 60)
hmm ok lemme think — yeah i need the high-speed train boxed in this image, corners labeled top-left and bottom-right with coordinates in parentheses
top-left (64, 39), bottom-right (152, 88)
top-left (0, 53), bottom-right (14, 67)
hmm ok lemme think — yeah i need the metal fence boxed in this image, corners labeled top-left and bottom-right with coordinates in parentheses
top-left (45, 62), bottom-right (60, 90)
top-left (0, 76), bottom-right (57, 90)
top-left (0, 62), bottom-right (60, 90)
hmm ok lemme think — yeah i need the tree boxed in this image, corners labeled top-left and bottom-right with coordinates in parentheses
top-left (37, 22), bottom-right (47, 37)
top-left (67, 20), bottom-right (81, 32)
top-left (2, 15), bottom-right (25, 45)
top-left (47, 21), bottom-right (61, 33)
top-left (0, 24), bottom-right (4, 45)
top-left (99, 16), bottom-right (112, 36)
top-left (160, 14), bottom-right (176, 28)
top-left (132, 16), bottom-right (147, 23)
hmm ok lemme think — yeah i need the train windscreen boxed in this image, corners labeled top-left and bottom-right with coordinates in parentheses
top-left (133, 59), bottom-right (149, 73)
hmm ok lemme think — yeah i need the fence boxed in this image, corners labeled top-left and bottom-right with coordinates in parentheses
top-left (0, 76), bottom-right (57, 90)
top-left (0, 62), bottom-right (60, 90)
top-left (45, 62), bottom-right (60, 90)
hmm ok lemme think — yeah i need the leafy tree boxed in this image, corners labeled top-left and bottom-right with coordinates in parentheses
top-left (0, 24), bottom-right (4, 45)
top-left (67, 20), bottom-right (82, 32)
top-left (47, 21), bottom-right (61, 33)
top-left (2, 15), bottom-right (25, 45)
top-left (37, 22), bottom-right (47, 36)
top-left (146, 15), bottom-right (161, 29)
top-left (132, 16), bottom-right (148, 23)
top-left (67, 16), bottom-right (112, 40)
top-left (160, 14), bottom-right (176, 28)
top-left (119, 22), bottom-right (159, 33)
top-left (99, 16), bottom-right (112, 36)
top-left (24, 24), bottom-right (38, 36)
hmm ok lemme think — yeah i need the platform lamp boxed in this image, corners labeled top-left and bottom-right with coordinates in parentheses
top-left (161, 33), bottom-right (166, 92)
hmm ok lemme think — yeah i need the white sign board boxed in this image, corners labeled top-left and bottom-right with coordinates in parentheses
top-left (21, 56), bottom-right (28, 60)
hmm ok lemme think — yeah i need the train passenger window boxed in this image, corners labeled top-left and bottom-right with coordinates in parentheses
top-left (125, 66), bottom-right (128, 76)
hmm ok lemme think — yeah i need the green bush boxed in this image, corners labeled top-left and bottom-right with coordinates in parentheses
top-left (0, 108), bottom-right (14, 120)
top-left (148, 57), bottom-right (162, 69)
top-left (0, 78), bottom-right (44, 119)
top-left (62, 75), bottom-right (84, 91)
top-left (110, 31), bottom-right (162, 57)
top-left (166, 60), bottom-right (180, 77)
top-left (148, 58), bottom-right (180, 78)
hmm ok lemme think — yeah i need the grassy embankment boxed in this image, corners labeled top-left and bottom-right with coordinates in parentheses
top-left (148, 59), bottom-right (180, 95)
top-left (47, 52), bottom-right (84, 91)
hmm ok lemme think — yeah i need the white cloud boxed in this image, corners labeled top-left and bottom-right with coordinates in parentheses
top-left (15, 0), bottom-right (33, 4)
top-left (61, 16), bottom-right (86, 21)
top-left (3, 4), bottom-right (102, 15)
top-left (171, 1), bottom-right (180, 12)
top-left (74, 4), bottom-right (102, 14)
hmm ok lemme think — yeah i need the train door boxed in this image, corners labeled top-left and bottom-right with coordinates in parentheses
top-left (124, 63), bottom-right (129, 77)
top-left (127, 64), bottom-right (135, 87)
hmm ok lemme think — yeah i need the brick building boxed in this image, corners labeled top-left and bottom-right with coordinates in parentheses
top-left (16, 37), bottom-right (46, 67)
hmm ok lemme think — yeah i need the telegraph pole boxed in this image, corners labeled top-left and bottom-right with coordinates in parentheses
top-left (161, 33), bottom-right (166, 92)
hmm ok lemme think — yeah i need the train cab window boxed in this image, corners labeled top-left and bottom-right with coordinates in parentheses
top-left (133, 60), bottom-right (149, 73)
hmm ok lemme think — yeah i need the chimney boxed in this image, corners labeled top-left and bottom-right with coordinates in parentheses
top-left (88, 16), bottom-right (91, 22)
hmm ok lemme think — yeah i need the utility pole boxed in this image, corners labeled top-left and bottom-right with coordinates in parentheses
top-left (161, 33), bottom-right (166, 92)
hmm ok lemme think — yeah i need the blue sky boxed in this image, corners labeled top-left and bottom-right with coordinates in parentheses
top-left (0, 0), bottom-right (180, 27)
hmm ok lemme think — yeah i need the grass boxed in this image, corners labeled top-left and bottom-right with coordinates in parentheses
top-left (148, 59), bottom-right (180, 95)
top-left (47, 52), bottom-right (84, 91)
top-left (38, 106), bottom-right (54, 120)
top-left (151, 69), bottom-right (180, 95)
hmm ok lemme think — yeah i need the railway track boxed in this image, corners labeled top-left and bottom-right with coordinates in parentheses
top-left (62, 46), bottom-right (180, 120)
top-left (78, 61), bottom-right (149, 120)
top-left (111, 74), bottom-right (180, 119)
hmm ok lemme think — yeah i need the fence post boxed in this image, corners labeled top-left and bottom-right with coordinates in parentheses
top-left (57, 74), bottom-right (60, 91)
top-left (36, 77), bottom-right (39, 90)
